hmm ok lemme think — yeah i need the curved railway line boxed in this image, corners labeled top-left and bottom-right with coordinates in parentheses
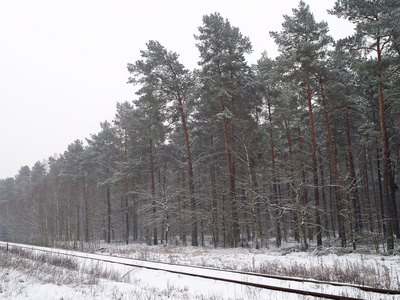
top-left (1, 241), bottom-right (399, 299)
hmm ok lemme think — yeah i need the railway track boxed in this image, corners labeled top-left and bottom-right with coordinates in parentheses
top-left (1, 241), bottom-right (399, 299)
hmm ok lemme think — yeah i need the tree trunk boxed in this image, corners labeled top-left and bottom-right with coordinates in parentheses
top-left (284, 117), bottom-right (299, 242)
top-left (124, 133), bottom-right (129, 245)
top-left (368, 148), bottom-right (381, 234)
top-left (210, 135), bottom-right (219, 247)
top-left (267, 98), bottom-right (281, 247)
top-left (132, 178), bottom-right (138, 241)
top-left (306, 71), bottom-right (322, 247)
top-left (377, 41), bottom-right (394, 250)
top-left (179, 169), bottom-right (187, 245)
top-left (242, 134), bottom-right (259, 249)
top-left (389, 166), bottom-right (400, 238)
top-left (106, 180), bottom-right (111, 244)
top-left (319, 77), bottom-right (345, 247)
top-left (298, 126), bottom-right (308, 250)
top-left (318, 152), bottom-right (330, 239)
top-left (216, 62), bottom-right (240, 247)
top-left (149, 138), bottom-right (158, 245)
top-left (376, 143), bottom-right (386, 237)
top-left (229, 90), bottom-right (240, 247)
top-left (388, 121), bottom-right (400, 238)
top-left (176, 89), bottom-right (198, 246)
top-left (345, 109), bottom-right (361, 233)
top-left (67, 186), bottom-right (71, 247)
top-left (362, 150), bottom-right (373, 232)
top-left (55, 176), bottom-right (60, 243)
top-left (220, 101), bottom-right (240, 246)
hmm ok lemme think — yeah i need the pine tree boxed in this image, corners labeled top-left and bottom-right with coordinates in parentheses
top-left (87, 122), bottom-right (119, 244)
top-left (31, 161), bottom-right (48, 246)
top-left (128, 41), bottom-right (199, 246)
top-left (270, 1), bottom-right (333, 247)
top-left (195, 13), bottom-right (253, 246)
top-left (329, 0), bottom-right (400, 251)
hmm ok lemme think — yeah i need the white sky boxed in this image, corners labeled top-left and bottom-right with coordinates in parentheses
top-left (0, 0), bottom-right (353, 179)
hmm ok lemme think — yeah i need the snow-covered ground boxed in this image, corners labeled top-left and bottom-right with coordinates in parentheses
top-left (0, 241), bottom-right (399, 299)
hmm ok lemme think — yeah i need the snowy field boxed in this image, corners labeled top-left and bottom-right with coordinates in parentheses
top-left (0, 241), bottom-right (399, 299)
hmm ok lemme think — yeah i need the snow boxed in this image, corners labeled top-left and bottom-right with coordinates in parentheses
top-left (0, 241), bottom-right (399, 299)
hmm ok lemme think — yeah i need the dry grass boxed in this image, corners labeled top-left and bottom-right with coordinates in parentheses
top-left (0, 246), bottom-right (130, 287)
top-left (100, 243), bottom-right (400, 291)
top-left (240, 256), bottom-right (400, 290)
top-left (3, 242), bottom-right (396, 297)
top-left (0, 246), bottom-right (217, 299)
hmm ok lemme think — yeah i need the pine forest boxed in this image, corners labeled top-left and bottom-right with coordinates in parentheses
top-left (1, 1), bottom-right (400, 252)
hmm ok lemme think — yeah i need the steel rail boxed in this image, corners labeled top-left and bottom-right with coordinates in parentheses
top-left (1, 241), bottom-right (398, 300)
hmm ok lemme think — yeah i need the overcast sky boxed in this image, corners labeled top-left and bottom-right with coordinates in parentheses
top-left (0, 0), bottom-right (353, 179)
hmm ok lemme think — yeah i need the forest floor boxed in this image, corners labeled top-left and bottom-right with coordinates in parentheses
top-left (0, 239), bottom-right (399, 299)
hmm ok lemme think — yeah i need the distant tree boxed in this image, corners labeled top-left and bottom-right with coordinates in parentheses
top-left (114, 101), bottom-right (135, 245)
top-left (12, 166), bottom-right (32, 242)
top-left (61, 140), bottom-right (86, 248)
top-left (87, 122), bottom-right (119, 243)
top-left (0, 177), bottom-right (15, 241)
top-left (31, 161), bottom-right (48, 245)
top-left (48, 155), bottom-right (62, 243)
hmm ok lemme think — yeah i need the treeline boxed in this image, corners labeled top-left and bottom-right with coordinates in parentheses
top-left (1, 1), bottom-right (399, 251)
